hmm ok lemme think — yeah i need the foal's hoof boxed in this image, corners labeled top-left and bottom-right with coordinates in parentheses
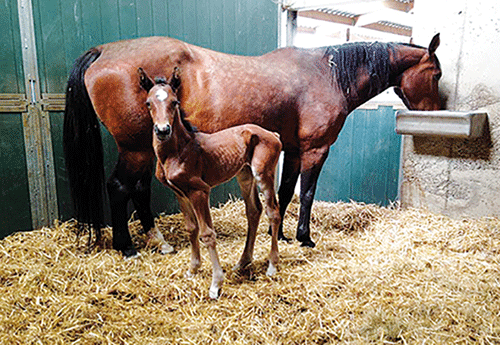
top-left (209, 286), bottom-right (220, 299)
top-left (299, 239), bottom-right (316, 248)
top-left (268, 226), bottom-right (292, 243)
top-left (266, 263), bottom-right (277, 277)
top-left (232, 261), bottom-right (251, 272)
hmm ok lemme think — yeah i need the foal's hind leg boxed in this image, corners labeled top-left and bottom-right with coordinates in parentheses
top-left (269, 150), bottom-right (301, 242)
top-left (255, 171), bottom-right (281, 276)
top-left (234, 166), bottom-right (262, 271)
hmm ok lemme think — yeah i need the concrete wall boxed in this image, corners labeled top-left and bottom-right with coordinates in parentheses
top-left (400, 0), bottom-right (500, 217)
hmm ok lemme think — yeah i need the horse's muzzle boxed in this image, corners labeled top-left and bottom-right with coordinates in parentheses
top-left (154, 124), bottom-right (171, 141)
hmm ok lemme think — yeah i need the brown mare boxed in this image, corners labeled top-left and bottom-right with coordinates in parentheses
top-left (139, 67), bottom-right (281, 298)
top-left (64, 34), bottom-right (442, 256)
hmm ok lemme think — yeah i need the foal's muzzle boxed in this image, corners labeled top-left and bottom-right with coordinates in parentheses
top-left (154, 124), bottom-right (171, 141)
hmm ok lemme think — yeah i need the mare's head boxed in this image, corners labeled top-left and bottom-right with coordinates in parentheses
top-left (394, 33), bottom-right (442, 110)
top-left (139, 67), bottom-right (181, 141)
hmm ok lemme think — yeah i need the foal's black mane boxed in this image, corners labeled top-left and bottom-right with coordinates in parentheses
top-left (323, 41), bottom-right (420, 97)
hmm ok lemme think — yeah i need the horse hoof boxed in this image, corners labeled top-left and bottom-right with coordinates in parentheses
top-left (300, 239), bottom-right (316, 248)
top-left (278, 234), bottom-right (292, 243)
top-left (122, 247), bottom-right (138, 258)
top-left (266, 263), bottom-right (277, 277)
top-left (124, 252), bottom-right (141, 260)
top-left (160, 243), bottom-right (174, 254)
top-left (209, 286), bottom-right (220, 299)
top-left (233, 260), bottom-right (251, 272)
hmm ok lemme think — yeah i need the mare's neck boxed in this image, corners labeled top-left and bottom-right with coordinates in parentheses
top-left (344, 43), bottom-right (426, 112)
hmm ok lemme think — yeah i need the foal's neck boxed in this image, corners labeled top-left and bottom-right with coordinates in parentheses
top-left (156, 109), bottom-right (195, 161)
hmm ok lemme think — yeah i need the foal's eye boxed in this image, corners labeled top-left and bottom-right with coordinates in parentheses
top-left (146, 101), bottom-right (151, 109)
top-left (433, 72), bottom-right (442, 81)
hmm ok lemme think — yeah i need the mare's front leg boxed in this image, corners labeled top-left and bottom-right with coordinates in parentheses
top-left (296, 146), bottom-right (330, 248)
top-left (188, 188), bottom-right (224, 299)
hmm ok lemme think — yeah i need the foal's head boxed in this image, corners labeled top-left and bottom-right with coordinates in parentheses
top-left (394, 33), bottom-right (442, 110)
top-left (139, 67), bottom-right (181, 141)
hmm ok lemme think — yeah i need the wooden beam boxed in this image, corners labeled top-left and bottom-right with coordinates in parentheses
top-left (382, 0), bottom-right (413, 13)
top-left (300, 10), bottom-right (357, 26)
top-left (362, 22), bottom-right (412, 36)
top-left (18, 0), bottom-right (58, 229)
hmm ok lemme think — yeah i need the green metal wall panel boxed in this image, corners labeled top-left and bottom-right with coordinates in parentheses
top-left (0, 114), bottom-right (32, 235)
top-left (0, 0), bottom-right (24, 93)
top-left (316, 106), bottom-right (401, 206)
top-left (36, 0), bottom-right (278, 224)
top-left (0, 1), bottom-right (32, 237)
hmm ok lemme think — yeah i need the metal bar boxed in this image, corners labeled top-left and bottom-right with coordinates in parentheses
top-left (41, 93), bottom-right (66, 112)
top-left (18, 0), bottom-right (58, 229)
top-left (286, 9), bottom-right (297, 47)
top-left (0, 94), bottom-right (29, 112)
top-left (0, 93), bottom-right (66, 112)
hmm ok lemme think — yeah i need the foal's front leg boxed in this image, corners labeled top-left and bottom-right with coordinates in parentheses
top-left (189, 188), bottom-right (224, 299)
top-left (177, 196), bottom-right (201, 277)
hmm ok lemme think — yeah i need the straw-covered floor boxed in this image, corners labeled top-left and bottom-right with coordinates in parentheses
top-left (1, 196), bottom-right (500, 344)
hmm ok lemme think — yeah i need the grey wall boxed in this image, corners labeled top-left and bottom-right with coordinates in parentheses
top-left (400, 0), bottom-right (500, 217)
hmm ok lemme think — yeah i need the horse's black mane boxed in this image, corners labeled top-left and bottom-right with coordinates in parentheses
top-left (179, 107), bottom-right (198, 133)
top-left (324, 41), bottom-right (398, 97)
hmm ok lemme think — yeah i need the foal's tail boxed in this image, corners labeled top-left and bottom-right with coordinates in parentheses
top-left (63, 47), bottom-right (104, 243)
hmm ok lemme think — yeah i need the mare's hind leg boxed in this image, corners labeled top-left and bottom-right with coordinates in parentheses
top-left (296, 146), bottom-right (330, 248)
top-left (130, 170), bottom-right (173, 254)
top-left (107, 151), bottom-right (172, 257)
top-left (269, 150), bottom-right (301, 242)
top-left (234, 166), bottom-right (262, 271)
top-left (107, 156), bottom-right (138, 257)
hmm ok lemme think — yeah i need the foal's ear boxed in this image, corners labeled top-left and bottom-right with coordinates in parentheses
top-left (138, 67), bottom-right (154, 92)
top-left (428, 33), bottom-right (440, 56)
top-left (168, 67), bottom-right (181, 92)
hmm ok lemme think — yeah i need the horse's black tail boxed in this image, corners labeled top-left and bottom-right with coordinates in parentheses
top-left (63, 47), bottom-right (104, 244)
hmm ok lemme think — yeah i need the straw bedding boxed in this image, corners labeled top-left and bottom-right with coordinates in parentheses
top-left (1, 196), bottom-right (500, 344)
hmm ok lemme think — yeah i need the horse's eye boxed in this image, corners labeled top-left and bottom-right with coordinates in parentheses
top-left (434, 72), bottom-right (442, 81)
top-left (146, 101), bottom-right (151, 109)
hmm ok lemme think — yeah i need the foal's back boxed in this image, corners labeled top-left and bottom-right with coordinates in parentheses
top-left (195, 124), bottom-right (282, 187)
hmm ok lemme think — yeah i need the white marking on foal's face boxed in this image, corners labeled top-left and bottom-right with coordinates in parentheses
top-left (156, 89), bottom-right (169, 102)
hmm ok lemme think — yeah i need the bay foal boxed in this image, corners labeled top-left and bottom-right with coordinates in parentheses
top-left (140, 68), bottom-right (282, 299)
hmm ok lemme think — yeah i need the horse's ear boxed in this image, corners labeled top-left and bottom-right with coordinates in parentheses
top-left (138, 67), bottom-right (154, 92)
top-left (169, 67), bottom-right (181, 92)
top-left (428, 33), bottom-right (440, 56)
